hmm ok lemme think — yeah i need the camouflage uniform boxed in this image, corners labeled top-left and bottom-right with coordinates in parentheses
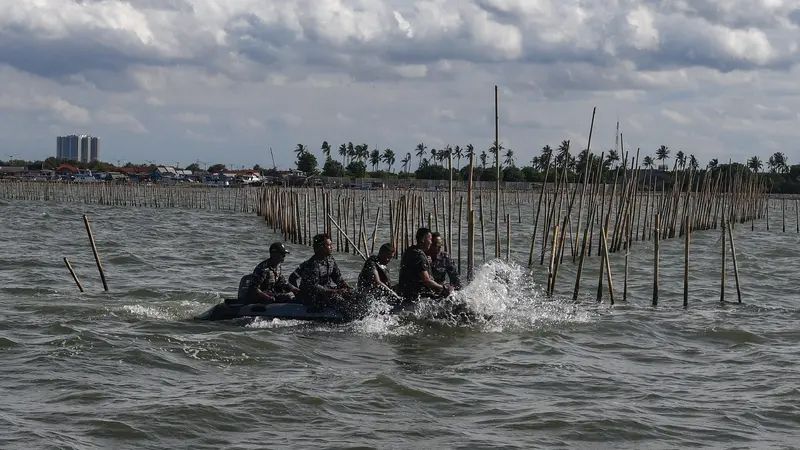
top-left (357, 255), bottom-right (390, 295)
top-left (237, 260), bottom-right (295, 303)
top-left (429, 249), bottom-right (461, 289)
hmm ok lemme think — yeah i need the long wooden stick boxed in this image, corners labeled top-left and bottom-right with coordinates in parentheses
top-left (63, 257), bottom-right (84, 292)
top-left (82, 214), bottom-right (108, 291)
top-left (327, 214), bottom-right (367, 261)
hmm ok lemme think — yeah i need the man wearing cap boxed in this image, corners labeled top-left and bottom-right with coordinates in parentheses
top-left (237, 242), bottom-right (299, 304)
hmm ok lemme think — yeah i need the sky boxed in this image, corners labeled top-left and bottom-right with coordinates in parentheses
top-left (1, 0), bottom-right (799, 170)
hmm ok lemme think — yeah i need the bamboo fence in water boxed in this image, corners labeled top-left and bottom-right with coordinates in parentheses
top-left (0, 161), bottom-right (782, 306)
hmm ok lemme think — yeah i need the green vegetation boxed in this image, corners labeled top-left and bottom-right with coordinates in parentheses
top-left (3, 143), bottom-right (798, 192)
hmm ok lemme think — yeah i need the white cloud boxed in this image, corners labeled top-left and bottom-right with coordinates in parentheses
top-left (0, 0), bottom-right (799, 168)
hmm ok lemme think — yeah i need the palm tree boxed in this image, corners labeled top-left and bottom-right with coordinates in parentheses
top-left (707, 158), bottom-right (719, 170)
top-left (655, 145), bottom-right (670, 169)
top-left (321, 141), bottom-right (331, 161)
top-left (555, 140), bottom-right (570, 168)
top-left (430, 148), bottom-right (439, 166)
top-left (400, 152), bottom-right (410, 173)
top-left (369, 149), bottom-right (381, 171)
top-left (479, 151), bottom-right (488, 169)
top-left (489, 141), bottom-right (504, 168)
top-left (346, 142), bottom-right (355, 164)
top-left (454, 145), bottom-right (463, 171)
top-left (382, 149), bottom-right (396, 172)
top-left (768, 152), bottom-right (788, 173)
top-left (338, 143), bottom-right (347, 166)
top-left (415, 143), bottom-right (427, 169)
top-left (539, 145), bottom-right (553, 171)
top-left (605, 149), bottom-right (620, 169)
top-left (689, 154), bottom-right (699, 171)
top-left (642, 156), bottom-right (655, 169)
top-left (675, 150), bottom-right (686, 170)
top-left (465, 144), bottom-right (475, 166)
top-left (294, 144), bottom-right (307, 157)
top-left (503, 148), bottom-right (515, 167)
top-left (747, 156), bottom-right (762, 173)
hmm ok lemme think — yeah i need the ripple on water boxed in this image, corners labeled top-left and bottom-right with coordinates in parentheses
top-left (2, 200), bottom-right (800, 449)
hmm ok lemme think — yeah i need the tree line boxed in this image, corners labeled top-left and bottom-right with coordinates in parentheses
top-left (3, 144), bottom-right (798, 192)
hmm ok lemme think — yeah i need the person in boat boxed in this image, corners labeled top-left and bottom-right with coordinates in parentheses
top-left (357, 243), bottom-right (397, 299)
top-left (237, 242), bottom-right (299, 304)
top-left (396, 227), bottom-right (452, 307)
top-left (426, 231), bottom-right (462, 290)
top-left (289, 233), bottom-right (360, 316)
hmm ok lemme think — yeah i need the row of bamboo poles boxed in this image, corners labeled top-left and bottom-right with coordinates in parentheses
top-left (0, 181), bottom-right (261, 212)
top-left (1, 172), bottom-right (787, 304)
top-left (0, 89), bottom-right (788, 305)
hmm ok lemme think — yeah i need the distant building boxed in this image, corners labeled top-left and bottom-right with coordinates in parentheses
top-left (56, 134), bottom-right (99, 162)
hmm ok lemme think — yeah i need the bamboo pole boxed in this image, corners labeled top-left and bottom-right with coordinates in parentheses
top-left (727, 221), bottom-right (742, 303)
top-left (494, 85), bottom-right (501, 259)
top-left (652, 214), bottom-right (659, 306)
top-left (63, 257), bottom-right (84, 293)
top-left (82, 214), bottom-right (108, 292)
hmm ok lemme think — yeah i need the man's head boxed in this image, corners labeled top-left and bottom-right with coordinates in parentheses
top-left (269, 242), bottom-right (289, 263)
top-left (313, 233), bottom-right (333, 257)
top-left (431, 232), bottom-right (443, 251)
top-left (377, 243), bottom-right (395, 264)
top-left (415, 227), bottom-right (432, 251)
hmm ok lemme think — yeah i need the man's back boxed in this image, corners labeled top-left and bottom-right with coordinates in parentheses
top-left (397, 245), bottom-right (430, 300)
top-left (358, 255), bottom-right (390, 292)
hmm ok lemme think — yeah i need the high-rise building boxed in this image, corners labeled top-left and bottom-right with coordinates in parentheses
top-left (56, 134), bottom-right (99, 162)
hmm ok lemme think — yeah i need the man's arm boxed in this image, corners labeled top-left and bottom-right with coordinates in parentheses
top-left (421, 270), bottom-right (447, 292)
top-left (445, 254), bottom-right (462, 288)
top-left (288, 265), bottom-right (302, 288)
top-left (331, 261), bottom-right (350, 290)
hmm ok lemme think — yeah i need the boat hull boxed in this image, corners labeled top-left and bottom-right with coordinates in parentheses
top-left (194, 299), bottom-right (348, 323)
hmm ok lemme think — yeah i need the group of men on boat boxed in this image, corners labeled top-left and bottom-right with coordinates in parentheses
top-left (236, 227), bottom-right (462, 318)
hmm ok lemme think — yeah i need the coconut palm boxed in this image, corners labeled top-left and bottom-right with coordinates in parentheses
top-left (689, 154), bottom-right (699, 170)
top-left (747, 156), bottom-right (762, 173)
top-left (369, 149), bottom-right (381, 171)
top-left (400, 153), bottom-right (411, 173)
top-left (382, 149), bottom-right (396, 172)
top-left (503, 148), bottom-right (515, 167)
top-left (655, 145), bottom-right (670, 169)
top-left (675, 150), bottom-right (686, 170)
top-left (454, 145), bottom-right (463, 171)
top-left (605, 149), bottom-right (620, 169)
top-left (642, 156), bottom-right (655, 169)
top-left (415, 143), bottom-right (427, 169)
top-left (321, 141), bottom-right (331, 161)
top-left (294, 144), bottom-right (307, 157)
top-left (539, 145), bottom-right (553, 171)
top-left (338, 143), bottom-right (347, 165)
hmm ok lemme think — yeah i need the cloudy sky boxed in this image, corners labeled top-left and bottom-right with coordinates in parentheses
top-left (1, 0), bottom-right (799, 170)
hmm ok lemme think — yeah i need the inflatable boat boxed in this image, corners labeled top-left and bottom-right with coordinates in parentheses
top-left (195, 296), bottom-right (491, 325)
top-left (194, 299), bottom-right (349, 323)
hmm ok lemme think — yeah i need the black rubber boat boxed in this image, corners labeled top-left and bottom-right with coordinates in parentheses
top-left (195, 296), bottom-right (491, 325)
top-left (194, 299), bottom-right (348, 323)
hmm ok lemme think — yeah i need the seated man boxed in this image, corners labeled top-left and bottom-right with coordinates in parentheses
top-left (289, 233), bottom-right (360, 317)
top-left (237, 242), bottom-right (300, 304)
top-left (396, 227), bottom-right (452, 308)
top-left (357, 243), bottom-right (398, 300)
top-left (426, 232), bottom-right (462, 290)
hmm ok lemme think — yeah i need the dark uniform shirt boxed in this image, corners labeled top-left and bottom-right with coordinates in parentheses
top-left (397, 245), bottom-right (430, 301)
top-left (357, 255), bottom-right (389, 293)
top-left (289, 256), bottom-right (345, 301)
top-left (238, 259), bottom-right (291, 301)
top-left (430, 250), bottom-right (461, 288)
